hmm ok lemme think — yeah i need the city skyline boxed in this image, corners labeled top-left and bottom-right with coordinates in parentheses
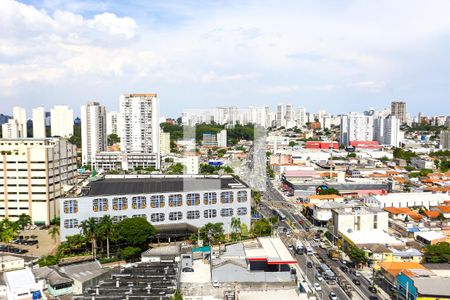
top-left (2, 0), bottom-right (450, 116)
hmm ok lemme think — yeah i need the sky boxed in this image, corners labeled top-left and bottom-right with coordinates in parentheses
top-left (1, 0), bottom-right (450, 118)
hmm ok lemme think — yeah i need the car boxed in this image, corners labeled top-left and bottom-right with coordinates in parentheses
top-left (307, 261), bottom-right (313, 268)
top-left (352, 279), bottom-right (361, 285)
top-left (182, 267), bottom-right (194, 272)
top-left (354, 271), bottom-right (361, 277)
top-left (328, 292), bottom-right (338, 300)
top-left (368, 297), bottom-right (379, 300)
top-left (368, 286), bottom-right (377, 293)
top-left (212, 280), bottom-right (220, 288)
top-left (288, 244), bottom-right (294, 251)
top-left (315, 274), bottom-right (323, 282)
top-left (340, 265), bottom-right (349, 272)
top-left (314, 282), bottom-right (322, 291)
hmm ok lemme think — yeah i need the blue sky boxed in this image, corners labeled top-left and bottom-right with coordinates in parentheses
top-left (1, 0), bottom-right (450, 117)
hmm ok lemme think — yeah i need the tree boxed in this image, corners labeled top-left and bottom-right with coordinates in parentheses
top-left (252, 190), bottom-right (261, 207)
top-left (251, 218), bottom-right (272, 237)
top-left (172, 290), bottom-right (183, 300)
top-left (230, 217), bottom-right (242, 241)
top-left (289, 141), bottom-right (297, 147)
top-left (49, 225), bottom-right (60, 243)
top-left (423, 242), bottom-right (450, 263)
top-left (99, 215), bottom-right (114, 258)
top-left (198, 223), bottom-right (225, 245)
top-left (107, 134), bottom-right (120, 146)
top-left (118, 246), bottom-right (141, 261)
top-left (167, 163), bottom-right (184, 174)
top-left (348, 247), bottom-right (368, 267)
top-left (79, 218), bottom-right (98, 258)
top-left (240, 223), bottom-right (249, 239)
top-left (16, 214), bottom-right (32, 231)
top-left (317, 187), bottom-right (340, 195)
top-left (115, 217), bottom-right (156, 248)
top-left (0, 219), bottom-right (19, 244)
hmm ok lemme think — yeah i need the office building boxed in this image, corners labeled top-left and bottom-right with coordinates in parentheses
top-left (391, 101), bottom-right (407, 123)
top-left (340, 113), bottom-right (374, 146)
top-left (217, 129), bottom-right (227, 147)
top-left (106, 111), bottom-right (121, 136)
top-left (440, 130), bottom-right (450, 149)
top-left (32, 107), bottom-right (46, 138)
top-left (59, 175), bottom-right (251, 240)
top-left (0, 138), bottom-right (78, 224)
top-left (51, 105), bottom-right (74, 137)
top-left (160, 130), bottom-right (171, 155)
top-left (81, 102), bottom-right (107, 165)
top-left (120, 94), bottom-right (160, 160)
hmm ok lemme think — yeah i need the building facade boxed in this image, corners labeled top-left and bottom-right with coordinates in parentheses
top-left (440, 130), bottom-right (450, 149)
top-left (51, 105), bottom-right (74, 137)
top-left (391, 101), bottom-right (407, 123)
top-left (60, 175), bottom-right (251, 240)
top-left (0, 138), bottom-right (78, 224)
top-left (81, 102), bottom-right (107, 166)
top-left (106, 111), bottom-right (121, 137)
top-left (160, 131), bottom-right (171, 155)
top-left (32, 107), bottom-right (46, 138)
top-left (340, 113), bottom-right (374, 146)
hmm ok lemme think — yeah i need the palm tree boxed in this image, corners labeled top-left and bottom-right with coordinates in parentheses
top-left (231, 217), bottom-right (241, 241)
top-left (99, 215), bottom-right (114, 259)
top-left (16, 214), bottom-right (32, 232)
top-left (79, 218), bottom-right (98, 258)
top-left (49, 225), bottom-right (60, 243)
top-left (0, 219), bottom-right (19, 245)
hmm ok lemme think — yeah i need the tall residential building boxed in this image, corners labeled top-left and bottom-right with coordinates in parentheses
top-left (374, 116), bottom-right (402, 147)
top-left (2, 119), bottom-right (20, 138)
top-left (391, 101), bottom-right (407, 123)
top-left (106, 111), bottom-right (122, 136)
top-left (81, 102), bottom-right (107, 166)
top-left (340, 113), bottom-right (374, 146)
top-left (440, 131), bottom-right (450, 149)
top-left (160, 130), bottom-right (171, 155)
top-left (296, 107), bottom-right (307, 127)
top-left (51, 105), bottom-right (74, 137)
top-left (12, 106), bottom-right (27, 138)
top-left (32, 107), bottom-right (46, 138)
top-left (217, 129), bottom-right (227, 147)
top-left (276, 104), bottom-right (285, 127)
top-left (0, 138), bottom-right (77, 224)
top-left (202, 132), bottom-right (218, 147)
top-left (120, 93), bottom-right (160, 165)
top-left (285, 104), bottom-right (294, 122)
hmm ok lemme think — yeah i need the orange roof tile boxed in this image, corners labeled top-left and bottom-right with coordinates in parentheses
top-left (424, 211), bottom-right (441, 219)
top-left (437, 206), bottom-right (450, 213)
top-left (380, 262), bottom-right (427, 277)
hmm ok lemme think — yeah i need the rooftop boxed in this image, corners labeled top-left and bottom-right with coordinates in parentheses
top-left (245, 237), bottom-right (296, 264)
top-left (80, 175), bottom-right (248, 197)
top-left (344, 230), bottom-right (404, 246)
top-left (413, 277), bottom-right (450, 297)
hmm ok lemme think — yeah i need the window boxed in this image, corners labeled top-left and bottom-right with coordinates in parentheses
top-left (169, 211), bottom-right (183, 221)
top-left (187, 210), bottom-right (200, 219)
top-left (92, 198), bottom-right (108, 212)
top-left (150, 195), bottom-right (165, 208)
top-left (220, 191), bottom-right (234, 204)
top-left (237, 191), bottom-right (247, 203)
top-left (169, 194), bottom-right (183, 207)
top-left (151, 213), bottom-right (165, 222)
top-left (203, 192), bottom-right (217, 205)
top-left (237, 207), bottom-right (247, 216)
top-left (186, 193), bottom-right (200, 206)
top-left (220, 208), bottom-right (234, 217)
top-left (63, 200), bottom-right (78, 214)
top-left (132, 196), bottom-right (147, 209)
top-left (373, 214), bottom-right (378, 230)
top-left (112, 215), bottom-right (127, 224)
top-left (112, 197), bottom-right (128, 211)
top-left (63, 219), bottom-right (78, 228)
top-left (204, 209), bottom-right (217, 219)
top-left (132, 214), bottom-right (146, 218)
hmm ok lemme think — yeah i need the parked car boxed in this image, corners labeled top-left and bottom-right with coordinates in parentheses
top-left (340, 265), bottom-right (349, 272)
top-left (315, 274), bottom-right (323, 282)
top-left (307, 261), bottom-right (313, 268)
top-left (212, 280), bottom-right (220, 288)
top-left (368, 286), bottom-right (377, 293)
top-left (288, 244), bottom-right (294, 251)
top-left (182, 267), bottom-right (194, 272)
top-left (354, 271), bottom-right (361, 277)
top-left (352, 279), bottom-right (361, 285)
top-left (328, 292), bottom-right (338, 300)
top-left (314, 282), bottom-right (322, 291)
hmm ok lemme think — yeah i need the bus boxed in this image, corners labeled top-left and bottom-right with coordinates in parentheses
top-left (317, 263), bottom-right (336, 284)
top-left (273, 208), bottom-right (286, 221)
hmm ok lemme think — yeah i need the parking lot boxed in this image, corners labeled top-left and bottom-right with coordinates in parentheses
top-left (0, 228), bottom-right (58, 257)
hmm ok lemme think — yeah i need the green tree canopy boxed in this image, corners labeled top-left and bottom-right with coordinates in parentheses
top-left (115, 217), bottom-right (156, 248)
top-left (251, 218), bottom-right (272, 237)
top-left (198, 223), bottom-right (225, 245)
top-left (423, 242), bottom-right (450, 263)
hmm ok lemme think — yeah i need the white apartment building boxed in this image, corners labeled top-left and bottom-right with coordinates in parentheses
top-left (0, 138), bottom-right (78, 224)
top-left (59, 175), bottom-right (251, 240)
top-left (440, 130), bottom-right (450, 149)
top-left (93, 152), bottom-right (159, 171)
top-left (81, 102), bottom-right (107, 166)
top-left (331, 206), bottom-right (389, 237)
top-left (2, 119), bottom-right (21, 139)
top-left (365, 192), bottom-right (449, 209)
top-left (160, 130), bottom-right (171, 155)
top-left (120, 94), bottom-right (160, 169)
top-left (51, 105), bottom-right (74, 137)
top-left (13, 107), bottom-right (27, 138)
top-left (340, 113), bottom-right (374, 146)
top-left (174, 155), bottom-right (199, 175)
top-left (296, 107), bottom-right (307, 127)
top-left (106, 111), bottom-right (122, 136)
top-left (32, 107), bottom-right (46, 138)
top-left (217, 129), bottom-right (227, 147)
top-left (374, 116), bottom-right (403, 147)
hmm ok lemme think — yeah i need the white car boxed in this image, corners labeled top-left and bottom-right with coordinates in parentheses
top-left (315, 274), bottom-right (323, 282)
top-left (212, 280), bottom-right (220, 288)
top-left (314, 282), bottom-right (322, 291)
top-left (328, 292), bottom-right (338, 300)
top-left (354, 271), bottom-right (361, 277)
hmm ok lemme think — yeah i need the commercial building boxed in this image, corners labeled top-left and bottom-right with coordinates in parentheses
top-left (93, 152), bottom-right (159, 171)
top-left (440, 130), bottom-right (450, 149)
top-left (160, 130), bottom-right (171, 155)
top-left (3, 268), bottom-right (44, 300)
top-left (60, 175), bottom-right (251, 241)
top-left (331, 206), bottom-right (389, 237)
top-left (340, 113), bottom-right (374, 146)
top-left (51, 105), bottom-right (74, 137)
top-left (397, 272), bottom-right (450, 300)
top-left (364, 192), bottom-right (450, 209)
top-left (0, 255), bottom-right (25, 272)
top-left (0, 138), bottom-right (78, 224)
top-left (120, 94), bottom-right (160, 159)
top-left (81, 102), bottom-right (107, 165)
top-left (391, 101), bottom-right (407, 123)
top-left (32, 107), bottom-right (46, 138)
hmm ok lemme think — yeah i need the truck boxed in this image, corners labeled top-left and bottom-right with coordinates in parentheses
top-left (327, 248), bottom-right (340, 261)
